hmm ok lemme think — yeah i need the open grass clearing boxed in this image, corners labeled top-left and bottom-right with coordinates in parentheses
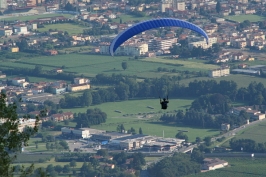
top-left (225, 14), bottom-right (266, 22)
top-left (142, 58), bottom-right (218, 71)
top-left (0, 13), bottom-right (73, 22)
top-left (62, 98), bottom-right (193, 118)
top-left (37, 23), bottom-right (88, 35)
top-left (186, 157), bottom-right (266, 177)
top-left (180, 74), bottom-right (266, 89)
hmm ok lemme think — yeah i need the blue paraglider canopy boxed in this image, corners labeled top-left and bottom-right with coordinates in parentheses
top-left (109, 18), bottom-right (209, 56)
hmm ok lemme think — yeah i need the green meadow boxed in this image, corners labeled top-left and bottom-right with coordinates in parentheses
top-left (62, 98), bottom-right (193, 118)
top-left (37, 23), bottom-right (88, 35)
top-left (225, 14), bottom-right (266, 22)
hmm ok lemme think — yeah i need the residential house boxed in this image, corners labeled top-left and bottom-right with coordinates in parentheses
top-left (0, 28), bottom-right (13, 36)
top-left (10, 47), bottom-right (19, 53)
top-left (11, 78), bottom-right (25, 86)
top-left (51, 87), bottom-right (66, 94)
top-left (202, 158), bottom-right (228, 170)
top-left (50, 113), bottom-right (64, 122)
top-left (0, 72), bottom-right (6, 78)
top-left (62, 112), bottom-right (74, 120)
top-left (74, 78), bottom-right (90, 85)
top-left (13, 25), bottom-right (28, 35)
top-left (221, 123), bottom-right (230, 131)
top-left (45, 50), bottom-right (58, 55)
top-left (51, 68), bottom-right (63, 73)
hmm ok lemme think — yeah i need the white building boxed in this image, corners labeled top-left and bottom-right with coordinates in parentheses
top-left (0, 0), bottom-right (7, 9)
top-left (188, 36), bottom-right (217, 50)
top-left (176, 2), bottom-right (185, 11)
top-left (0, 118), bottom-right (40, 133)
top-left (160, 2), bottom-right (171, 12)
top-left (100, 43), bottom-right (148, 56)
top-left (208, 67), bottom-right (230, 77)
top-left (149, 38), bottom-right (177, 50)
top-left (11, 78), bottom-right (25, 86)
top-left (13, 25), bottom-right (28, 35)
top-left (61, 127), bottom-right (105, 139)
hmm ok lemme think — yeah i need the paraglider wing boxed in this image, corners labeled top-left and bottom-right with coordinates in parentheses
top-left (109, 18), bottom-right (209, 56)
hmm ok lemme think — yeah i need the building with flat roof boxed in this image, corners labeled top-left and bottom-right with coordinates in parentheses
top-left (91, 132), bottom-right (131, 142)
top-left (61, 127), bottom-right (105, 139)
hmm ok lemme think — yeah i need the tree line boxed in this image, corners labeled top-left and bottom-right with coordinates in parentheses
top-left (60, 73), bottom-right (266, 110)
top-left (230, 138), bottom-right (266, 153)
top-left (148, 152), bottom-right (202, 177)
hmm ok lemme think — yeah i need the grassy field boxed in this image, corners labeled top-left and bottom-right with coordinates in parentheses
top-left (180, 74), bottom-right (266, 89)
top-left (27, 76), bottom-right (59, 82)
top-left (186, 157), bottom-right (266, 177)
top-left (37, 23), bottom-right (88, 35)
top-left (13, 157), bottom-right (83, 177)
top-left (62, 98), bottom-right (193, 118)
top-left (142, 58), bottom-right (218, 71)
top-left (112, 14), bottom-right (151, 23)
top-left (92, 121), bottom-right (219, 142)
top-left (0, 13), bottom-right (74, 22)
top-left (2, 54), bottom-right (222, 78)
top-left (225, 14), bottom-right (266, 22)
top-left (10, 54), bottom-right (208, 78)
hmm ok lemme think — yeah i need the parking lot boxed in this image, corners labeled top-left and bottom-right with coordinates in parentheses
top-left (66, 140), bottom-right (97, 153)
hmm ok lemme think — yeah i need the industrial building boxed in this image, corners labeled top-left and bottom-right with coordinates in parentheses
top-left (61, 127), bottom-right (186, 152)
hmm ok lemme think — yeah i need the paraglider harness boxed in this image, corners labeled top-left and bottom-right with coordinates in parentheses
top-left (160, 96), bottom-right (169, 110)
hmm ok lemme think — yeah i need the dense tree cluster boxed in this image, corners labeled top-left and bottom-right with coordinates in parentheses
top-left (191, 93), bottom-right (231, 114)
top-left (148, 153), bottom-right (201, 177)
top-left (59, 74), bottom-right (266, 114)
top-left (230, 138), bottom-right (266, 153)
top-left (75, 108), bottom-right (107, 128)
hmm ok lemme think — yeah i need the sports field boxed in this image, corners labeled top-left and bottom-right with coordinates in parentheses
top-left (225, 14), bottom-right (266, 22)
top-left (37, 23), bottom-right (88, 35)
top-left (0, 13), bottom-right (73, 21)
top-left (186, 157), bottom-right (266, 177)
